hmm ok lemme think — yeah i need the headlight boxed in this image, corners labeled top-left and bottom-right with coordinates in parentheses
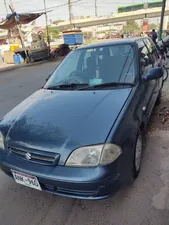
top-left (66, 144), bottom-right (121, 167)
top-left (0, 132), bottom-right (5, 150)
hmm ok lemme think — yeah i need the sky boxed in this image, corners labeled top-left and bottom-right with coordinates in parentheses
top-left (0, 0), bottom-right (159, 25)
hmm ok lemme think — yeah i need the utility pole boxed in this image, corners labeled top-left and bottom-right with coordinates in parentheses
top-left (68, 0), bottom-right (72, 24)
top-left (95, 0), bottom-right (98, 17)
top-left (43, 0), bottom-right (50, 47)
top-left (94, 0), bottom-right (98, 39)
top-left (9, 0), bottom-right (29, 62)
top-left (9, 0), bottom-right (14, 11)
top-left (4, 0), bottom-right (8, 15)
top-left (159, 0), bottom-right (167, 40)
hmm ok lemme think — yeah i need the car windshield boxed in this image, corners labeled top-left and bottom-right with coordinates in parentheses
top-left (45, 44), bottom-right (136, 89)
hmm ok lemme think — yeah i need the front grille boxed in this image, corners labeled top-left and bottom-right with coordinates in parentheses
top-left (41, 184), bottom-right (98, 197)
top-left (8, 147), bottom-right (60, 166)
top-left (56, 187), bottom-right (98, 197)
top-left (42, 184), bottom-right (56, 192)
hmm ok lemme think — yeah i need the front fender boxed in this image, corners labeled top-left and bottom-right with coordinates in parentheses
top-left (106, 86), bottom-right (144, 182)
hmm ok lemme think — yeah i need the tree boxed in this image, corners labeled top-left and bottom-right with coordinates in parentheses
top-left (31, 20), bottom-right (36, 26)
top-left (147, 23), bottom-right (158, 31)
top-left (122, 20), bottom-right (140, 33)
top-left (47, 26), bottom-right (59, 40)
top-left (167, 22), bottom-right (169, 31)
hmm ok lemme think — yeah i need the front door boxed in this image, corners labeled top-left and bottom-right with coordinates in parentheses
top-left (144, 38), bottom-right (162, 104)
top-left (137, 39), bottom-right (156, 119)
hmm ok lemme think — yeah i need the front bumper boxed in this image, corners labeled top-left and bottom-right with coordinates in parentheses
top-left (0, 151), bottom-right (121, 200)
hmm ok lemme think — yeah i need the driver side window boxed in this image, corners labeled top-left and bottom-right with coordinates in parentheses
top-left (48, 50), bottom-right (82, 85)
top-left (54, 51), bottom-right (81, 82)
top-left (66, 52), bottom-right (80, 73)
top-left (137, 40), bottom-right (152, 75)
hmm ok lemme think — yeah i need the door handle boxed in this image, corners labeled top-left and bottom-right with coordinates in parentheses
top-left (142, 106), bottom-right (146, 112)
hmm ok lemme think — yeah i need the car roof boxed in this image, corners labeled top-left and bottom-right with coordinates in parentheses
top-left (77, 37), bottom-right (149, 50)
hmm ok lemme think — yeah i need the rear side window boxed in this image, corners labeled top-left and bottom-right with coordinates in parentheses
top-left (144, 38), bottom-right (159, 63)
top-left (149, 38), bottom-right (160, 61)
top-left (137, 40), bottom-right (152, 75)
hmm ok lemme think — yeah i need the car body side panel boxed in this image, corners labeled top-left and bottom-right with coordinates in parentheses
top-left (106, 77), bottom-right (163, 184)
top-left (105, 39), bottom-right (163, 182)
top-left (106, 86), bottom-right (144, 182)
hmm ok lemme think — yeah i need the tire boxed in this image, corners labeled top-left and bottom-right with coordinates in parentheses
top-left (132, 130), bottom-right (143, 178)
top-left (162, 66), bottom-right (168, 82)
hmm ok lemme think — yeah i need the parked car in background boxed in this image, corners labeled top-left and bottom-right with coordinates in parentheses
top-left (0, 37), bottom-right (163, 200)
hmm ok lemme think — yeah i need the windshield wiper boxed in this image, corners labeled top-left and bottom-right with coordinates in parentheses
top-left (77, 82), bottom-right (135, 90)
top-left (93, 82), bottom-right (134, 88)
top-left (46, 83), bottom-right (88, 90)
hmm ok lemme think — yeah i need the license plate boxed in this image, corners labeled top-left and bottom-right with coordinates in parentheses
top-left (11, 170), bottom-right (42, 191)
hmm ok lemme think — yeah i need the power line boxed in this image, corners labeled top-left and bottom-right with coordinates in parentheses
top-left (72, 0), bottom-right (92, 6)
top-left (43, 0), bottom-right (50, 46)
top-left (10, 0), bottom-right (15, 11)
top-left (4, 0), bottom-right (8, 15)
top-left (98, 2), bottom-right (128, 5)
top-left (7, 0), bottom-right (136, 20)
top-left (26, 0), bottom-right (83, 13)
top-left (97, 0), bottom-right (128, 2)
top-left (97, 0), bottom-right (129, 4)
top-left (12, 0), bottom-right (30, 3)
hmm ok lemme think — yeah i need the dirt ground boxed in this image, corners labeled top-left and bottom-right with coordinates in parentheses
top-left (149, 81), bottom-right (169, 131)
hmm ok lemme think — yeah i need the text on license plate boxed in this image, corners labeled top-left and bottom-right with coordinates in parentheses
top-left (11, 170), bottom-right (42, 191)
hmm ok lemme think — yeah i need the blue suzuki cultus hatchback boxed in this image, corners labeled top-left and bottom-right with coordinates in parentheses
top-left (0, 38), bottom-right (163, 199)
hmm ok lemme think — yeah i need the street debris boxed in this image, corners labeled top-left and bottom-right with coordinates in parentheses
top-left (158, 107), bottom-right (169, 124)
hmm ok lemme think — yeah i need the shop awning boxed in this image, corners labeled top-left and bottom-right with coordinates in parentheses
top-left (0, 12), bottom-right (44, 29)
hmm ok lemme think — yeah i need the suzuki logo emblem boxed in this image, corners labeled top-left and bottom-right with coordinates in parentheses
top-left (25, 153), bottom-right (32, 160)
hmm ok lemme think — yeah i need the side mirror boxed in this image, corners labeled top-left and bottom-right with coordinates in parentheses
top-left (46, 74), bottom-right (52, 82)
top-left (142, 67), bottom-right (163, 81)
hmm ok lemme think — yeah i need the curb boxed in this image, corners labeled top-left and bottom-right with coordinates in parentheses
top-left (0, 58), bottom-right (62, 73)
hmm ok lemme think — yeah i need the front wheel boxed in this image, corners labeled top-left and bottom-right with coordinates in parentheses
top-left (132, 131), bottom-right (143, 178)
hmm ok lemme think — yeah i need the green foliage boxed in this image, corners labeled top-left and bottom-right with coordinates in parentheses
top-left (31, 20), bottom-right (36, 26)
top-left (122, 20), bottom-right (140, 33)
top-left (47, 26), bottom-right (59, 40)
top-left (167, 22), bottom-right (169, 31)
top-left (147, 23), bottom-right (158, 31)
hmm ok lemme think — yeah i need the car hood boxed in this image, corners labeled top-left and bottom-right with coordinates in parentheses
top-left (1, 88), bottom-right (132, 162)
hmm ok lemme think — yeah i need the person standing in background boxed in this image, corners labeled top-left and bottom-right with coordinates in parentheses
top-left (152, 29), bottom-right (158, 44)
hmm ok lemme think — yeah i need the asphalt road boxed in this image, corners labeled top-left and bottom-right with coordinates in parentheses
top-left (0, 62), bottom-right (169, 225)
